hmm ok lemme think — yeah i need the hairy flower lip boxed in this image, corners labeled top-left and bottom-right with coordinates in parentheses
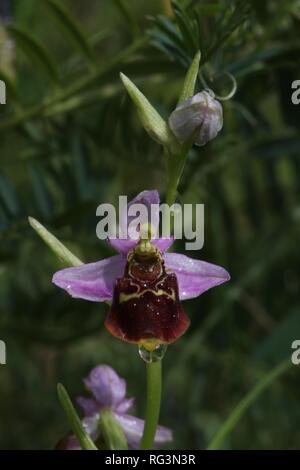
top-left (104, 240), bottom-right (192, 346)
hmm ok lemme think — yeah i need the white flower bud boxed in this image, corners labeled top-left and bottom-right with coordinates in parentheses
top-left (168, 90), bottom-right (223, 146)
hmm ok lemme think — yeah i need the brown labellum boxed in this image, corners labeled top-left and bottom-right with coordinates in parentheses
top-left (105, 241), bottom-right (190, 350)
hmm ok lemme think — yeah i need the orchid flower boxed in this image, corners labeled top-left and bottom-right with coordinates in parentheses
top-left (52, 190), bottom-right (230, 350)
top-left (58, 365), bottom-right (172, 450)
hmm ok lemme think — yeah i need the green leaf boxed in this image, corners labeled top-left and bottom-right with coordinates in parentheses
top-left (0, 38), bottom-right (146, 131)
top-left (207, 359), bottom-right (292, 450)
top-left (7, 25), bottom-right (60, 83)
top-left (44, 0), bottom-right (96, 65)
top-left (28, 217), bottom-right (82, 266)
top-left (57, 383), bottom-right (98, 451)
top-left (120, 72), bottom-right (173, 147)
top-left (172, 1), bottom-right (198, 53)
top-left (206, 0), bottom-right (251, 61)
top-left (113, 0), bottom-right (140, 37)
top-left (0, 173), bottom-right (20, 216)
top-left (71, 134), bottom-right (91, 201)
top-left (178, 50), bottom-right (201, 103)
top-left (98, 409), bottom-right (128, 450)
top-left (152, 15), bottom-right (184, 50)
top-left (28, 165), bottom-right (53, 220)
top-left (15, 0), bottom-right (36, 27)
top-left (253, 308), bottom-right (300, 365)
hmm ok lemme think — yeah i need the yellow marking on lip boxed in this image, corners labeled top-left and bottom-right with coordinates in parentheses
top-left (119, 288), bottom-right (175, 304)
top-left (139, 338), bottom-right (166, 351)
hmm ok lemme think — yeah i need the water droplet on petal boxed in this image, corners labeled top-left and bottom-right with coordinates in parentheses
top-left (138, 344), bottom-right (168, 363)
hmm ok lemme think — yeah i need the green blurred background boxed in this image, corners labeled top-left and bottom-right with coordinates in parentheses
top-left (0, 0), bottom-right (300, 449)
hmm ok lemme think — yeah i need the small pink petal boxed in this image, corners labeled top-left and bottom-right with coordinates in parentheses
top-left (106, 238), bottom-right (137, 255)
top-left (152, 237), bottom-right (174, 252)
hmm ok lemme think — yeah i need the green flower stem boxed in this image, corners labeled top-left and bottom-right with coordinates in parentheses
top-left (166, 150), bottom-right (187, 206)
top-left (140, 360), bottom-right (162, 450)
top-left (207, 358), bottom-right (292, 450)
top-left (165, 136), bottom-right (195, 206)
